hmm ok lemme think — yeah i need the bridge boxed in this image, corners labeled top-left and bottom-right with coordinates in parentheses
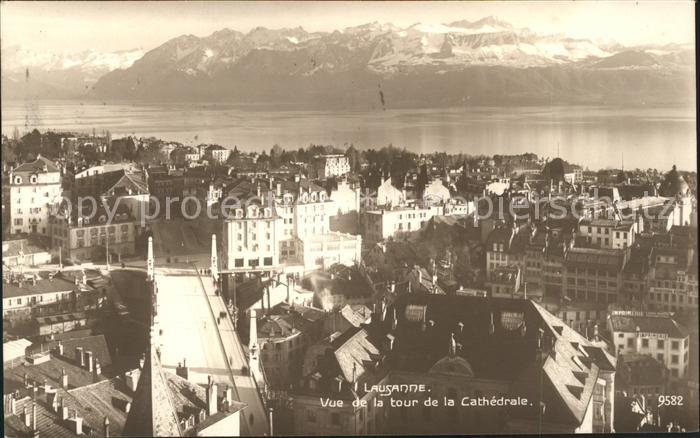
top-left (149, 234), bottom-right (270, 436)
top-left (10, 234), bottom-right (271, 435)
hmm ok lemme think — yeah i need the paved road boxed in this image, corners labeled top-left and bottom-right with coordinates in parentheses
top-left (197, 272), bottom-right (270, 436)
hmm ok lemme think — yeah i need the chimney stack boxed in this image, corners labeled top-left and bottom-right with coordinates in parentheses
top-left (635, 326), bottom-right (642, 352)
top-left (139, 353), bottom-right (145, 369)
top-left (85, 351), bottom-right (93, 372)
top-left (57, 342), bottom-right (64, 356)
top-left (391, 308), bottom-right (397, 331)
top-left (594, 324), bottom-right (600, 342)
top-left (23, 406), bottom-right (30, 428)
top-left (125, 402), bottom-right (131, 413)
top-left (60, 399), bottom-right (68, 421)
top-left (104, 416), bottom-right (110, 438)
top-left (76, 347), bottom-right (84, 367)
top-left (176, 358), bottom-right (189, 381)
top-left (94, 360), bottom-right (101, 377)
top-left (224, 386), bottom-right (233, 411)
top-left (32, 403), bottom-right (37, 432)
top-left (276, 183), bottom-right (282, 197)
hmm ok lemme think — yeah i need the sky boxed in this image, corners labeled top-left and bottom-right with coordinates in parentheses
top-left (1, 1), bottom-right (695, 53)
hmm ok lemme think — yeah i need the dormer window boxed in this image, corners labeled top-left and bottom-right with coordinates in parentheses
top-left (14, 176), bottom-right (22, 184)
top-left (311, 193), bottom-right (317, 202)
top-left (30, 175), bottom-right (37, 184)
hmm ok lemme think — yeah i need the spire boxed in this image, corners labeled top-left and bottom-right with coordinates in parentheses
top-left (210, 234), bottom-right (218, 282)
top-left (147, 236), bottom-right (154, 281)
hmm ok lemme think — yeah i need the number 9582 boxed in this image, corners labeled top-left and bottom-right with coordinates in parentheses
top-left (658, 395), bottom-right (684, 407)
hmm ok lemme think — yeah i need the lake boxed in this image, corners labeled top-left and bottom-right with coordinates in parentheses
top-left (1, 100), bottom-right (695, 171)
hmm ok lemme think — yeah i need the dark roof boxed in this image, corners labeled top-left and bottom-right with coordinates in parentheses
top-left (297, 294), bottom-right (614, 428)
top-left (13, 155), bottom-right (60, 174)
top-left (2, 274), bottom-right (78, 299)
top-left (618, 354), bottom-right (666, 386)
top-left (566, 247), bottom-right (625, 271)
top-left (3, 235), bottom-right (51, 258)
top-left (609, 311), bottom-right (687, 338)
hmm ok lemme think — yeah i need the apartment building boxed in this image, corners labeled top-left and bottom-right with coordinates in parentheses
top-left (608, 310), bottom-right (690, 380)
top-left (563, 247), bottom-right (628, 305)
top-left (578, 218), bottom-right (636, 250)
top-left (204, 144), bottom-right (231, 163)
top-left (362, 205), bottom-right (440, 242)
top-left (222, 202), bottom-right (280, 272)
top-left (8, 156), bottom-right (62, 236)
top-left (312, 154), bottom-right (350, 179)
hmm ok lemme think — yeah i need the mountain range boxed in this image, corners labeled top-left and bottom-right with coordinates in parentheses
top-left (2, 17), bottom-right (694, 107)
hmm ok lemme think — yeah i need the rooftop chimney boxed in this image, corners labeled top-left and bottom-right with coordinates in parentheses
top-left (76, 347), bottom-right (84, 367)
top-left (391, 308), bottom-right (397, 331)
top-left (104, 416), bottom-right (110, 438)
top-left (489, 312), bottom-right (495, 335)
top-left (57, 342), bottom-right (64, 356)
top-left (276, 183), bottom-right (282, 197)
top-left (47, 389), bottom-right (57, 411)
top-left (139, 353), bottom-right (145, 369)
top-left (60, 399), bottom-right (68, 421)
top-left (85, 351), bottom-right (94, 372)
top-left (67, 411), bottom-right (83, 435)
top-left (23, 406), bottom-right (30, 428)
top-left (124, 370), bottom-right (139, 393)
top-left (176, 358), bottom-right (189, 381)
top-left (32, 403), bottom-right (37, 432)
top-left (224, 386), bottom-right (233, 411)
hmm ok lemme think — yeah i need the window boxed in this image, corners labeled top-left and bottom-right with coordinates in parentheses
top-left (657, 353), bottom-right (664, 362)
top-left (671, 355), bottom-right (679, 364)
top-left (642, 339), bottom-right (649, 348)
top-left (658, 340), bottom-right (664, 349)
top-left (627, 338), bottom-right (634, 348)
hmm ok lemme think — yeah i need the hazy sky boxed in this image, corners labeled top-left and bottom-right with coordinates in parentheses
top-left (1, 1), bottom-right (695, 53)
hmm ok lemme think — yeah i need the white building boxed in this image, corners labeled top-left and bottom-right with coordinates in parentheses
top-left (9, 156), bottom-right (62, 236)
top-left (223, 177), bottom-right (358, 273)
top-left (204, 144), bottom-right (231, 163)
top-left (313, 154), bottom-right (350, 179)
top-left (578, 218), bottom-right (636, 250)
top-left (222, 203), bottom-right (280, 272)
top-left (608, 310), bottom-right (690, 380)
top-left (362, 205), bottom-right (440, 242)
top-left (375, 177), bottom-right (405, 208)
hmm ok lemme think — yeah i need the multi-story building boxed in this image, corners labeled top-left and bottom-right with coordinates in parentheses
top-left (2, 271), bottom-right (95, 322)
top-left (223, 177), bottom-right (360, 273)
top-left (8, 155), bottom-right (62, 236)
top-left (222, 202), bottom-right (280, 272)
top-left (254, 302), bottom-right (326, 389)
top-left (50, 201), bottom-right (138, 262)
top-left (204, 144), bottom-right (231, 163)
top-left (486, 265), bottom-right (522, 298)
top-left (616, 353), bottom-right (668, 399)
top-left (362, 205), bottom-right (439, 242)
top-left (312, 154), bottom-right (350, 179)
top-left (563, 247), bottom-right (628, 305)
top-left (578, 218), bottom-right (636, 250)
top-left (608, 310), bottom-right (690, 380)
